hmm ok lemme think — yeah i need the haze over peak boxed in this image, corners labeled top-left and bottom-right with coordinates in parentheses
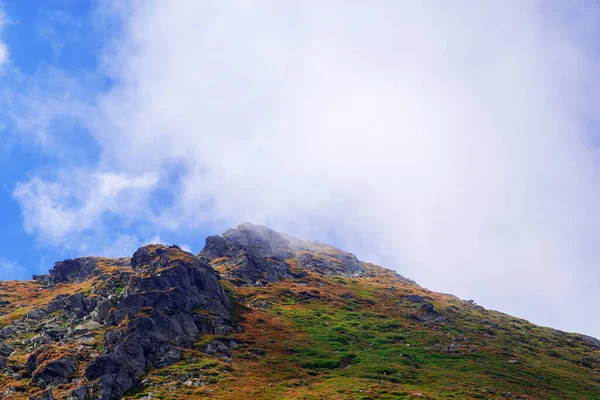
top-left (1, 0), bottom-right (600, 339)
top-left (1, 223), bottom-right (599, 399)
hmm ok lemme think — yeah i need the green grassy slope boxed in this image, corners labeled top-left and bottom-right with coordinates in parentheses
top-left (122, 264), bottom-right (600, 400)
top-left (1, 253), bottom-right (598, 399)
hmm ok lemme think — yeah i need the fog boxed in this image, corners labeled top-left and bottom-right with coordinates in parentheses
top-left (13, 1), bottom-right (600, 336)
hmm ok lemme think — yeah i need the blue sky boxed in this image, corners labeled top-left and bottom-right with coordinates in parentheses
top-left (1, 1), bottom-right (600, 338)
top-left (0, 0), bottom-right (97, 278)
top-left (0, 1), bottom-right (218, 278)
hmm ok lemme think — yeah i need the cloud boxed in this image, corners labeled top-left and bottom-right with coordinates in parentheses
top-left (37, 10), bottom-right (83, 56)
top-left (0, 42), bottom-right (5, 68)
top-left (101, 233), bottom-right (141, 258)
top-left (143, 235), bottom-right (163, 246)
top-left (13, 1), bottom-right (600, 336)
top-left (0, 8), bottom-right (8, 68)
top-left (0, 258), bottom-right (27, 280)
top-left (2, 67), bottom-right (97, 149)
top-left (179, 244), bottom-right (193, 253)
top-left (14, 172), bottom-right (158, 246)
top-left (142, 236), bottom-right (193, 253)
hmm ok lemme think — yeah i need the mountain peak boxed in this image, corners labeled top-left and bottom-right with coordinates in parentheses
top-left (199, 223), bottom-right (405, 286)
top-left (1, 224), bottom-right (599, 399)
top-left (32, 257), bottom-right (130, 287)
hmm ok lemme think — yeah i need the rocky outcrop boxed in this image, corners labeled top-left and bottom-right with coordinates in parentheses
top-left (33, 257), bottom-right (131, 287)
top-left (68, 386), bottom-right (89, 400)
top-left (1, 223), bottom-right (600, 399)
top-left (25, 346), bottom-right (79, 389)
top-left (578, 334), bottom-right (600, 349)
top-left (199, 223), bottom-right (416, 286)
top-left (199, 223), bottom-right (308, 284)
top-left (0, 245), bottom-right (233, 400)
top-left (33, 258), bottom-right (100, 286)
top-left (84, 245), bottom-right (232, 400)
top-left (0, 223), bottom-right (421, 398)
top-left (199, 223), bottom-right (372, 285)
top-left (29, 389), bottom-right (56, 400)
top-left (32, 356), bottom-right (79, 388)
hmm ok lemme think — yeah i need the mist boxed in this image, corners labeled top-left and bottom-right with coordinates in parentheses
top-left (13, 1), bottom-right (600, 337)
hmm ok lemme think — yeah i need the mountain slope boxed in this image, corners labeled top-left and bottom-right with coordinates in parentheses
top-left (0, 223), bottom-right (599, 399)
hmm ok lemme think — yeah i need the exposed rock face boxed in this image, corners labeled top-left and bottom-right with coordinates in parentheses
top-left (29, 389), bottom-right (56, 400)
top-left (199, 222), bottom-right (394, 285)
top-left (0, 245), bottom-right (232, 400)
top-left (407, 294), bottom-right (424, 303)
top-left (578, 334), bottom-right (600, 349)
top-left (85, 245), bottom-right (232, 400)
top-left (2, 223), bottom-right (600, 399)
top-left (32, 356), bottom-right (79, 388)
top-left (33, 258), bottom-right (102, 286)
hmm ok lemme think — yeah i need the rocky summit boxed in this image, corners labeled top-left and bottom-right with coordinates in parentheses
top-left (0, 224), bottom-right (599, 399)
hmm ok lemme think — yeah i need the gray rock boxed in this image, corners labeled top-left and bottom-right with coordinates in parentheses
top-left (407, 294), bottom-right (424, 303)
top-left (75, 334), bottom-right (97, 346)
top-left (25, 309), bottom-right (47, 321)
top-left (69, 385), bottom-right (89, 400)
top-left (29, 333), bottom-right (53, 348)
top-left (93, 300), bottom-right (114, 322)
top-left (27, 347), bottom-right (43, 375)
top-left (29, 389), bottom-right (56, 400)
top-left (421, 302), bottom-right (435, 313)
top-left (41, 323), bottom-right (67, 342)
top-left (131, 247), bottom-right (153, 269)
top-left (0, 325), bottom-right (17, 340)
top-left (199, 223), bottom-right (367, 285)
top-left (203, 339), bottom-right (237, 358)
top-left (32, 356), bottom-right (79, 388)
top-left (34, 258), bottom-right (100, 285)
top-left (0, 342), bottom-right (14, 357)
top-left (84, 245), bottom-right (231, 400)
top-left (577, 334), bottom-right (600, 349)
top-left (73, 321), bottom-right (102, 335)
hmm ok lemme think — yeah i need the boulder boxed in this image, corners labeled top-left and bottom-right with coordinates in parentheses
top-left (73, 321), bottom-right (102, 335)
top-left (131, 247), bottom-right (153, 269)
top-left (29, 333), bottom-right (53, 348)
top-left (0, 342), bottom-right (14, 357)
top-left (69, 385), bottom-right (89, 400)
top-left (25, 309), bottom-right (47, 321)
top-left (203, 339), bottom-right (237, 358)
top-left (407, 294), bottom-right (424, 303)
top-left (29, 389), bottom-right (56, 400)
top-left (34, 258), bottom-right (99, 285)
top-left (32, 356), bottom-right (79, 388)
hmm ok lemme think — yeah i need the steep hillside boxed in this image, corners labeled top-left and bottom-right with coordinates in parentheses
top-left (0, 223), bottom-right (599, 399)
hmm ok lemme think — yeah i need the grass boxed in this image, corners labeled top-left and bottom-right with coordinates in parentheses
top-left (178, 272), bottom-right (600, 399)
top-left (2, 247), bottom-right (600, 400)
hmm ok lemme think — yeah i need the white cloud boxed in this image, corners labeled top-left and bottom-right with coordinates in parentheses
top-left (179, 244), bottom-right (192, 253)
top-left (14, 172), bottom-right (158, 245)
top-left (143, 235), bottom-right (163, 246)
top-left (142, 236), bottom-right (193, 253)
top-left (14, 1), bottom-right (600, 336)
top-left (0, 258), bottom-right (26, 281)
top-left (0, 39), bottom-right (7, 68)
top-left (0, 8), bottom-right (8, 68)
top-left (101, 233), bottom-right (140, 258)
top-left (3, 67), bottom-right (95, 147)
